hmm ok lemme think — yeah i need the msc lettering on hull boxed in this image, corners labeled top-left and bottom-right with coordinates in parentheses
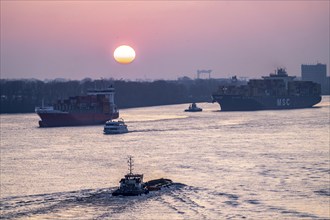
top-left (277, 98), bottom-right (290, 106)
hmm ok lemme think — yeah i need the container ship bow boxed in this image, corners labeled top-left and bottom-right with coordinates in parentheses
top-left (212, 68), bottom-right (321, 111)
top-left (35, 86), bottom-right (119, 127)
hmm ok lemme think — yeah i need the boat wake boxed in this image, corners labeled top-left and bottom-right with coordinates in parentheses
top-left (0, 183), bottom-right (186, 219)
top-left (1, 182), bottom-right (325, 219)
top-left (128, 128), bottom-right (182, 133)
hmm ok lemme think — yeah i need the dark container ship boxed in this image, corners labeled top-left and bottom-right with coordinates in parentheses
top-left (35, 86), bottom-right (119, 127)
top-left (212, 68), bottom-right (321, 111)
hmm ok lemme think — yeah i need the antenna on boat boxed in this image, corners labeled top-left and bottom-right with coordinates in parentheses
top-left (127, 156), bottom-right (134, 174)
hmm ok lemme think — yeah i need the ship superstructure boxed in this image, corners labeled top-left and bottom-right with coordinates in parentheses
top-left (112, 156), bottom-right (148, 196)
top-left (212, 68), bottom-right (321, 111)
top-left (112, 156), bottom-right (174, 196)
top-left (35, 86), bottom-right (119, 127)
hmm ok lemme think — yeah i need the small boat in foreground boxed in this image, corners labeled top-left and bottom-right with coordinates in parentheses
top-left (184, 103), bottom-right (203, 112)
top-left (144, 178), bottom-right (173, 191)
top-left (112, 156), bottom-right (173, 196)
top-left (103, 118), bottom-right (128, 134)
top-left (112, 156), bottom-right (148, 196)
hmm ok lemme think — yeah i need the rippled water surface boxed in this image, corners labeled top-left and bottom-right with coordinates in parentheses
top-left (1, 97), bottom-right (329, 219)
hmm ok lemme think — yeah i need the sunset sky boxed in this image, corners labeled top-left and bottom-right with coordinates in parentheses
top-left (1, 1), bottom-right (329, 80)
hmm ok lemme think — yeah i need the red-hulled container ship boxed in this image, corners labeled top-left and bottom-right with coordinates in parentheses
top-left (35, 86), bottom-right (119, 127)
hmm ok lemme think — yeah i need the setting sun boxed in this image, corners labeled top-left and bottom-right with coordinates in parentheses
top-left (113, 45), bottom-right (136, 64)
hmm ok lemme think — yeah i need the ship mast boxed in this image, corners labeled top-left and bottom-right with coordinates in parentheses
top-left (127, 156), bottom-right (134, 174)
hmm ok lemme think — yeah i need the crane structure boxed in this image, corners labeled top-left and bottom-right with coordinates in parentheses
top-left (197, 69), bottom-right (212, 79)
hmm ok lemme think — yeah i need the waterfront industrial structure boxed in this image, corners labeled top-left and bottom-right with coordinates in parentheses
top-left (301, 63), bottom-right (329, 94)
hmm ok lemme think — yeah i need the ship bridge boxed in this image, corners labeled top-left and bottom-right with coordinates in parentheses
top-left (262, 68), bottom-right (296, 90)
top-left (87, 86), bottom-right (117, 114)
top-left (87, 86), bottom-right (115, 95)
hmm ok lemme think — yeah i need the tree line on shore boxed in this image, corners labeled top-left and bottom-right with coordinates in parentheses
top-left (0, 78), bottom-right (227, 113)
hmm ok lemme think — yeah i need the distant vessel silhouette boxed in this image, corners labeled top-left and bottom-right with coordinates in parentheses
top-left (35, 86), bottom-right (119, 127)
top-left (184, 103), bottom-right (203, 112)
top-left (212, 68), bottom-right (321, 111)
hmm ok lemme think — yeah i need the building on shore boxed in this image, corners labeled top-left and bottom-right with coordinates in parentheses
top-left (301, 63), bottom-right (329, 95)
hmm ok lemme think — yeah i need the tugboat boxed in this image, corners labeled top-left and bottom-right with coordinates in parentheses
top-left (112, 156), bottom-right (149, 196)
top-left (103, 118), bottom-right (128, 134)
top-left (184, 103), bottom-right (203, 112)
top-left (112, 156), bottom-right (174, 196)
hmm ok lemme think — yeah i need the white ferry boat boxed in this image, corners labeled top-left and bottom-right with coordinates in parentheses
top-left (103, 118), bottom-right (128, 134)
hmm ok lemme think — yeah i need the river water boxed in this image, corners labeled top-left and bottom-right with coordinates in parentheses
top-left (1, 97), bottom-right (329, 219)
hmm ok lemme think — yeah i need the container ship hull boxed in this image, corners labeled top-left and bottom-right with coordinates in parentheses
top-left (37, 112), bottom-right (119, 127)
top-left (212, 95), bottom-right (321, 111)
